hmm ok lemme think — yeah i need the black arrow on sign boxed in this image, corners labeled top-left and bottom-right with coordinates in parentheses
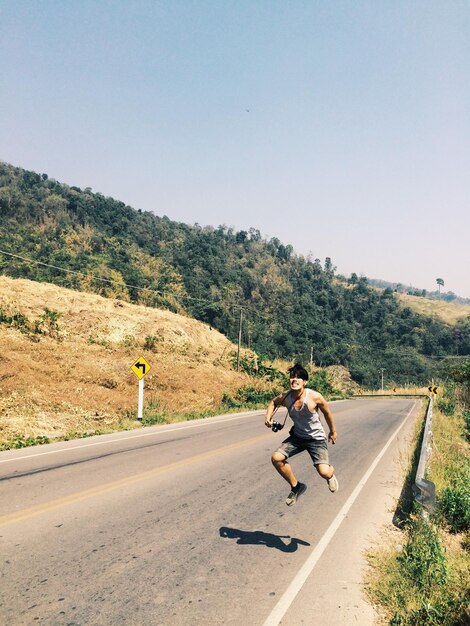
top-left (136, 362), bottom-right (146, 375)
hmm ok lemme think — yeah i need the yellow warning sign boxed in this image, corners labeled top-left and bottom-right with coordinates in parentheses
top-left (131, 356), bottom-right (151, 379)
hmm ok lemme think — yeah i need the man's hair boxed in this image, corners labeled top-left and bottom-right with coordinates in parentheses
top-left (287, 363), bottom-right (309, 381)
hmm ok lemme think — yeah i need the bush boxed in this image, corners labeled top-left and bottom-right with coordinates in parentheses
top-left (231, 353), bottom-right (287, 383)
top-left (236, 386), bottom-right (276, 404)
top-left (221, 392), bottom-right (240, 409)
top-left (390, 595), bottom-right (469, 626)
top-left (0, 435), bottom-right (50, 450)
top-left (0, 306), bottom-right (33, 334)
top-left (450, 361), bottom-right (470, 389)
top-left (462, 410), bottom-right (470, 442)
top-left (398, 518), bottom-right (447, 591)
top-left (308, 369), bottom-right (337, 396)
top-left (141, 413), bottom-right (167, 425)
top-left (222, 386), bottom-right (279, 410)
top-left (437, 469), bottom-right (470, 533)
top-left (33, 307), bottom-right (63, 339)
top-left (143, 334), bottom-right (163, 351)
top-left (436, 397), bottom-right (456, 416)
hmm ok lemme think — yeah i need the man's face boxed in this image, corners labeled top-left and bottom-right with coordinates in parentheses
top-left (289, 375), bottom-right (306, 391)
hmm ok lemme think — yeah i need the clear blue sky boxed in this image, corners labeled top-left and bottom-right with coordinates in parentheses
top-left (1, 1), bottom-right (469, 297)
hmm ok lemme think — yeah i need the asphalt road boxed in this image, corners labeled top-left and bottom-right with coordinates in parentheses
top-left (0, 398), bottom-right (419, 626)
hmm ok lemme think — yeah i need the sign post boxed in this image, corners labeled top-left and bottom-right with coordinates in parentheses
top-left (137, 378), bottom-right (144, 420)
top-left (130, 356), bottom-right (151, 420)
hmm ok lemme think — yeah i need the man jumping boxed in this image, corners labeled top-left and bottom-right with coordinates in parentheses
top-left (265, 363), bottom-right (339, 506)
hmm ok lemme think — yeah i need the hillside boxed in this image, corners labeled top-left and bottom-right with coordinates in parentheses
top-left (396, 293), bottom-right (470, 325)
top-left (0, 276), bottom-right (261, 444)
top-left (2, 161), bottom-right (470, 387)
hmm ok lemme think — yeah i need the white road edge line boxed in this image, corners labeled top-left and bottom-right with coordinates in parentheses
top-left (0, 412), bottom-right (260, 464)
top-left (262, 402), bottom-right (417, 626)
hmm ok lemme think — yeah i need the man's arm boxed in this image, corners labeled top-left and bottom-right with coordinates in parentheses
top-left (312, 392), bottom-right (337, 444)
top-left (264, 394), bottom-right (286, 428)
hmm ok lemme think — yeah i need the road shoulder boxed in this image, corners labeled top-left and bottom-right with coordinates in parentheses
top-left (279, 399), bottom-right (422, 626)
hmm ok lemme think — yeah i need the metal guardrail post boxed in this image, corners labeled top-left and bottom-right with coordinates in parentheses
top-left (412, 397), bottom-right (436, 514)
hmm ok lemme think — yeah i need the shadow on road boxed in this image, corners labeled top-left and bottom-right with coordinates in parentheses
top-left (219, 526), bottom-right (311, 552)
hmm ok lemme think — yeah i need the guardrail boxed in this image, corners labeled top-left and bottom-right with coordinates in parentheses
top-left (352, 393), bottom-right (436, 514)
top-left (412, 396), bottom-right (436, 514)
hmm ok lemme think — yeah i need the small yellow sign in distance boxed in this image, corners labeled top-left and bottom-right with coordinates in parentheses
top-left (131, 356), bottom-right (151, 379)
top-left (428, 386), bottom-right (439, 395)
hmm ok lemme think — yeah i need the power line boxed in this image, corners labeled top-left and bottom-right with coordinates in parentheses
top-left (0, 248), bottom-right (237, 310)
top-left (0, 246), bottom-right (272, 356)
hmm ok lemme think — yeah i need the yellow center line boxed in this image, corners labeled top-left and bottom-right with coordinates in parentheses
top-left (0, 432), bottom-right (270, 528)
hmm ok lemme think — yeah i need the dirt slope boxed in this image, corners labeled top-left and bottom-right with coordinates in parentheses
top-left (0, 276), bottom-right (258, 443)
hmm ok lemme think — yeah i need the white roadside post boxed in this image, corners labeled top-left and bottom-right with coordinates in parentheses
top-left (130, 356), bottom-right (151, 421)
top-left (137, 378), bottom-right (144, 419)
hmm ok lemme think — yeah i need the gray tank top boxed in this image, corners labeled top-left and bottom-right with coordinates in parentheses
top-left (287, 389), bottom-right (326, 440)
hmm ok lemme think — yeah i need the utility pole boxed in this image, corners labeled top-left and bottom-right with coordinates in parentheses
top-left (310, 346), bottom-right (314, 369)
top-left (237, 307), bottom-right (243, 371)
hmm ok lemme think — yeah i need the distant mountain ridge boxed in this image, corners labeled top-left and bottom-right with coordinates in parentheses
top-left (368, 278), bottom-right (470, 305)
top-left (1, 161), bottom-right (469, 387)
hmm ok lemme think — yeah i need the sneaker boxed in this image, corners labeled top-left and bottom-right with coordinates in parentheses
top-left (286, 482), bottom-right (307, 506)
top-left (327, 475), bottom-right (339, 493)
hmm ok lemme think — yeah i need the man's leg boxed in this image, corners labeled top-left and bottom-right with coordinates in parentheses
top-left (272, 451), bottom-right (307, 505)
top-left (306, 440), bottom-right (339, 493)
top-left (316, 463), bottom-right (339, 492)
top-left (271, 451), bottom-right (298, 487)
top-left (316, 462), bottom-right (334, 479)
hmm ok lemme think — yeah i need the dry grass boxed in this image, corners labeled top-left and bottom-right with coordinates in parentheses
top-left (0, 276), bottom-right (263, 443)
top-left (397, 293), bottom-right (470, 325)
top-left (430, 405), bottom-right (469, 492)
top-left (356, 386), bottom-right (430, 396)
